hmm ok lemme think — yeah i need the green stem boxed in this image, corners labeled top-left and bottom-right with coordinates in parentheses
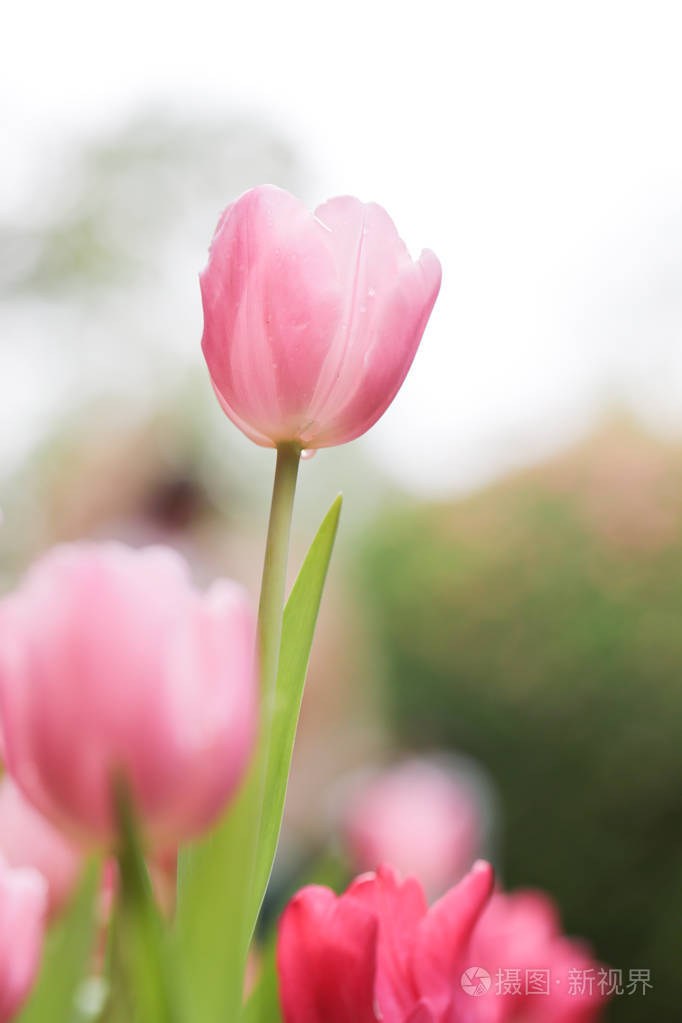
top-left (241, 442), bottom-right (300, 932)
top-left (111, 778), bottom-right (178, 1023)
top-left (241, 441), bottom-right (301, 924)
top-left (258, 443), bottom-right (301, 715)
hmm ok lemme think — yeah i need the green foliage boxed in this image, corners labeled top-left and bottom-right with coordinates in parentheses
top-left (358, 430), bottom-right (682, 1023)
top-left (242, 931), bottom-right (282, 1023)
top-left (252, 495), bottom-right (343, 919)
top-left (17, 861), bottom-right (100, 1023)
top-left (105, 784), bottom-right (181, 1023)
top-left (175, 495), bottom-right (341, 1023)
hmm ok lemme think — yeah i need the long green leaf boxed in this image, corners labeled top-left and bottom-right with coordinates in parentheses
top-left (18, 860), bottom-right (100, 1023)
top-left (110, 783), bottom-right (181, 1023)
top-left (242, 929), bottom-right (281, 1023)
top-left (175, 494), bottom-right (342, 1023)
top-left (250, 494), bottom-right (342, 919)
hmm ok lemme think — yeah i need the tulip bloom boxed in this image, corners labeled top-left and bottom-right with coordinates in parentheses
top-left (277, 860), bottom-right (494, 1023)
top-left (0, 776), bottom-right (82, 917)
top-left (0, 543), bottom-right (256, 849)
top-left (0, 855), bottom-right (47, 1022)
top-left (201, 185), bottom-right (441, 449)
top-left (469, 889), bottom-right (606, 1021)
top-left (344, 759), bottom-right (483, 899)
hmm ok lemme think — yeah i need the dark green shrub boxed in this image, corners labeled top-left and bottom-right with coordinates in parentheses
top-left (359, 427), bottom-right (682, 1022)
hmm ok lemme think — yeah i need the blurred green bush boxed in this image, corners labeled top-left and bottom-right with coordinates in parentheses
top-left (359, 423), bottom-right (682, 1022)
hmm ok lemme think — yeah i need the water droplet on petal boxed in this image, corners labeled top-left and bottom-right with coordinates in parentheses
top-left (301, 448), bottom-right (317, 460)
top-left (368, 287), bottom-right (376, 297)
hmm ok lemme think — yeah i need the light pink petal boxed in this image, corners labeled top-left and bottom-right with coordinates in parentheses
top-left (344, 759), bottom-right (480, 899)
top-left (200, 186), bottom-right (441, 449)
top-left (201, 185), bottom-right (343, 444)
top-left (148, 579), bottom-right (257, 845)
top-left (277, 885), bottom-right (379, 1023)
top-left (303, 198), bottom-right (441, 447)
top-left (4, 545), bottom-right (191, 839)
top-left (311, 248), bottom-right (441, 447)
top-left (0, 777), bottom-right (82, 917)
top-left (0, 858), bottom-right (47, 1022)
top-left (307, 198), bottom-right (412, 422)
top-left (0, 543), bottom-right (257, 849)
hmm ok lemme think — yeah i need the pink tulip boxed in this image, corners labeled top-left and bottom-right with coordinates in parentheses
top-left (467, 889), bottom-right (607, 1021)
top-left (0, 543), bottom-right (256, 849)
top-left (201, 185), bottom-right (441, 449)
top-left (343, 759), bottom-right (483, 899)
top-left (0, 776), bottom-right (82, 917)
top-left (277, 860), bottom-right (494, 1023)
top-left (0, 855), bottom-right (47, 1022)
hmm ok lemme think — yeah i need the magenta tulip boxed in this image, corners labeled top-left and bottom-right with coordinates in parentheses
top-left (0, 776), bottom-right (82, 917)
top-left (0, 855), bottom-right (47, 1022)
top-left (201, 185), bottom-right (441, 449)
top-left (0, 543), bottom-right (256, 849)
top-left (277, 860), bottom-right (494, 1023)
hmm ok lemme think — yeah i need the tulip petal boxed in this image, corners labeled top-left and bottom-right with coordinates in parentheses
top-left (405, 1001), bottom-right (438, 1023)
top-left (200, 186), bottom-right (441, 449)
top-left (412, 860), bottom-right (494, 1016)
top-left (201, 185), bottom-right (344, 444)
top-left (0, 857), bottom-right (47, 1022)
top-left (0, 777), bottom-right (81, 917)
top-left (277, 885), bottom-right (379, 1023)
top-left (0, 544), bottom-right (256, 849)
top-left (315, 247), bottom-right (441, 447)
top-left (346, 865), bottom-right (427, 1020)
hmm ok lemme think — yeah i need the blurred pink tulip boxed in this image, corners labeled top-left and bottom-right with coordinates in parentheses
top-left (468, 889), bottom-right (607, 1021)
top-left (344, 759), bottom-right (482, 899)
top-left (0, 776), bottom-right (82, 917)
top-left (0, 543), bottom-right (256, 849)
top-left (0, 855), bottom-right (47, 1022)
top-left (201, 185), bottom-right (441, 449)
top-left (277, 860), bottom-right (494, 1023)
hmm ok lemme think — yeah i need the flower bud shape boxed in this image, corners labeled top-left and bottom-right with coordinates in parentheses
top-left (0, 776), bottom-right (82, 917)
top-left (0, 855), bottom-right (47, 1022)
top-left (469, 889), bottom-right (607, 1021)
top-left (0, 543), bottom-right (257, 849)
top-left (201, 185), bottom-right (441, 449)
top-left (343, 759), bottom-right (482, 900)
top-left (277, 860), bottom-right (494, 1023)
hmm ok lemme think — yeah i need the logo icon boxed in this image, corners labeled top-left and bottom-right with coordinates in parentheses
top-left (461, 967), bottom-right (491, 996)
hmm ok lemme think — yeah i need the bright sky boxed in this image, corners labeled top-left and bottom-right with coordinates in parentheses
top-left (2, 0), bottom-right (682, 494)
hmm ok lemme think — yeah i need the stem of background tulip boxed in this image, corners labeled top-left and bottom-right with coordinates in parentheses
top-left (258, 443), bottom-right (301, 717)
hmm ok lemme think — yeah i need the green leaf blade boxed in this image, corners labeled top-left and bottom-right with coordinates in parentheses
top-left (251, 493), bottom-right (342, 918)
top-left (175, 493), bottom-right (342, 1023)
top-left (109, 783), bottom-right (181, 1023)
top-left (17, 860), bottom-right (100, 1023)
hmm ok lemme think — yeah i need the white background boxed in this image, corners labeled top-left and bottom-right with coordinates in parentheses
top-left (2, 0), bottom-right (682, 494)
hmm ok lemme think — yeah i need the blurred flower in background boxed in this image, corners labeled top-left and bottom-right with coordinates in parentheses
top-left (0, 543), bottom-right (256, 848)
top-left (469, 889), bottom-right (606, 1022)
top-left (342, 756), bottom-right (495, 900)
top-left (0, 776), bottom-right (82, 918)
top-left (0, 854), bottom-right (47, 1022)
